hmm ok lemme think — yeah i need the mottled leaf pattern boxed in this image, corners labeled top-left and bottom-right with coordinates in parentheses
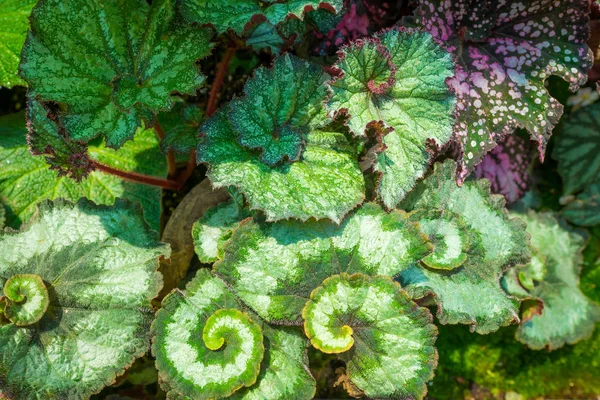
top-left (0, 199), bottom-right (168, 400)
top-left (0, 0), bottom-right (36, 88)
top-left (504, 211), bottom-right (600, 350)
top-left (399, 160), bottom-right (531, 334)
top-left (179, 0), bottom-right (344, 34)
top-left (214, 203), bottom-right (431, 323)
top-left (303, 273), bottom-right (437, 399)
top-left (415, 0), bottom-right (593, 179)
top-left (327, 28), bottom-right (456, 207)
top-left (21, 0), bottom-right (213, 151)
top-left (158, 102), bottom-right (204, 155)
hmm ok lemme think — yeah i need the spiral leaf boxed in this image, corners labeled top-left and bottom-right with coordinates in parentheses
top-left (2, 274), bottom-right (49, 326)
top-left (303, 273), bottom-right (437, 399)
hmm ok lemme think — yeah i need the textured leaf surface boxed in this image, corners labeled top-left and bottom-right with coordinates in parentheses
top-left (0, 0), bottom-right (36, 88)
top-left (415, 0), bottom-right (593, 179)
top-left (474, 135), bottom-right (532, 203)
top-left (0, 199), bottom-right (168, 400)
top-left (192, 201), bottom-right (248, 263)
top-left (21, 0), bottom-right (213, 149)
top-left (399, 160), bottom-right (531, 333)
top-left (562, 182), bottom-right (600, 227)
top-left (505, 211), bottom-right (600, 350)
top-left (229, 54), bottom-right (330, 166)
top-left (152, 269), bottom-right (315, 399)
top-left (303, 273), bottom-right (437, 399)
top-left (179, 0), bottom-right (344, 34)
top-left (327, 28), bottom-right (455, 207)
top-left (158, 102), bottom-right (204, 155)
top-left (1, 274), bottom-right (49, 327)
top-left (553, 102), bottom-right (600, 195)
top-left (215, 203), bottom-right (431, 323)
top-left (0, 112), bottom-right (166, 230)
top-left (197, 106), bottom-right (364, 223)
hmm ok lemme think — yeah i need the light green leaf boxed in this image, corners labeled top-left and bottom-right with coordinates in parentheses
top-left (192, 201), bottom-right (248, 264)
top-left (1, 274), bottom-right (49, 327)
top-left (179, 0), bottom-right (344, 35)
top-left (303, 273), bottom-right (437, 399)
top-left (553, 102), bottom-right (600, 195)
top-left (0, 0), bottom-right (36, 88)
top-left (327, 28), bottom-right (455, 208)
top-left (562, 182), bottom-right (600, 227)
top-left (197, 105), bottom-right (365, 223)
top-left (0, 199), bottom-right (168, 400)
top-left (399, 160), bottom-right (531, 334)
top-left (504, 211), bottom-right (600, 350)
top-left (214, 203), bottom-right (431, 323)
top-left (21, 0), bottom-right (213, 149)
top-left (229, 54), bottom-right (330, 166)
top-left (0, 112), bottom-right (166, 230)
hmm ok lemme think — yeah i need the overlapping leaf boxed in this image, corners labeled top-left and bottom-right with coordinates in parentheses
top-left (0, 199), bottom-right (168, 400)
top-left (0, 112), bottom-right (166, 230)
top-left (179, 0), bottom-right (344, 35)
top-left (20, 0), bottom-right (213, 156)
top-left (327, 28), bottom-right (456, 208)
top-left (0, 0), bottom-right (36, 88)
top-left (158, 102), bottom-right (204, 155)
top-left (503, 211), bottom-right (600, 350)
top-left (214, 203), bottom-right (431, 323)
top-left (414, 0), bottom-right (593, 179)
top-left (197, 55), bottom-right (365, 223)
top-left (152, 269), bottom-right (315, 400)
top-left (399, 160), bottom-right (531, 334)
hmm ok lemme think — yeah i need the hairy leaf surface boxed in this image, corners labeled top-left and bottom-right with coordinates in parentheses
top-left (21, 0), bottom-right (213, 150)
top-left (327, 28), bottom-right (455, 208)
top-left (504, 211), bottom-right (600, 350)
top-left (399, 160), bottom-right (531, 333)
top-left (179, 0), bottom-right (344, 34)
top-left (0, 199), bottom-right (168, 400)
top-left (152, 269), bottom-right (315, 399)
top-left (303, 273), bottom-right (437, 399)
top-left (214, 203), bottom-right (431, 323)
top-left (415, 0), bottom-right (593, 179)
top-left (0, 0), bottom-right (36, 88)
top-left (0, 112), bottom-right (166, 230)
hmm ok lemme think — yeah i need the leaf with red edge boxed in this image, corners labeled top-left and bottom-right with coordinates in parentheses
top-left (414, 0), bottom-right (593, 180)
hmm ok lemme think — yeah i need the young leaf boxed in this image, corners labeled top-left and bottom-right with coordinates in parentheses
top-left (474, 135), bottom-right (532, 203)
top-left (302, 273), bottom-right (437, 399)
top-left (0, 0), bottom-right (36, 88)
top-left (504, 211), bottom-right (600, 350)
top-left (553, 102), bottom-right (600, 195)
top-left (158, 102), bottom-right (204, 155)
top-left (20, 0), bottom-right (213, 150)
top-left (399, 160), bottom-right (531, 334)
top-left (0, 112), bottom-right (166, 230)
top-left (327, 28), bottom-right (456, 208)
top-left (562, 182), bottom-right (600, 227)
top-left (214, 203), bottom-right (431, 323)
top-left (152, 269), bottom-right (315, 399)
top-left (414, 0), bottom-right (593, 179)
top-left (0, 199), bottom-right (168, 400)
top-left (192, 201), bottom-right (249, 263)
top-left (179, 0), bottom-right (344, 35)
top-left (197, 105), bottom-right (365, 223)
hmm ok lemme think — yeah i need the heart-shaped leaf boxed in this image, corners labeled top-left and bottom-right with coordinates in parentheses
top-left (214, 203), bottom-right (431, 323)
top-left (0, 199), bottom-right (168, 399)
top-left (0, 0), bottom-right (36, 88)
top-left (326, 28), bottom-right (456, 208)
top-left (414, 0), bottom-right (593, 180)
top-left (303, 273), bottom-right (437, 399)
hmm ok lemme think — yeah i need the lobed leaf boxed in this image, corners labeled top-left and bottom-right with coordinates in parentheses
top-left (302, 273), bottom-right (437, 399)
top-left (0, 199), bottom-right (168, 399)
top-left (0, 112), bottom-right (166, 230)
top-left (327, 28), bottom-right (456, 208)
top-left (503, 211), bottom-right (600, 350)
top-left (399, 160), bottom-right (531, 334)
top-left (20, 0), bottom-right (213, 153)
top-left (214, 203), bottom-right (431, 324)
top-left (414, 0), bottom-right (593, 179)
top-left (179, 0), bottom-right (344, 35)
top-left (0, 0), bottom-right (36, 88)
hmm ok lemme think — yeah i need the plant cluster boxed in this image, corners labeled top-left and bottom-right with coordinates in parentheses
top-left (0, 0), bottom-right (599, 399)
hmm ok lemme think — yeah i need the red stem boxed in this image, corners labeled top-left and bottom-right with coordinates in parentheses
top-left (154, 122), bottom-right (178, 178)
top-left (206, 47), bottom-right (236, 117)
top-left (92, 160), bottom-right (182, 190)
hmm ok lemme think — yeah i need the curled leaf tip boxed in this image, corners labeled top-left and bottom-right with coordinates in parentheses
top-left (2, 274), bottom-right (49, 326)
